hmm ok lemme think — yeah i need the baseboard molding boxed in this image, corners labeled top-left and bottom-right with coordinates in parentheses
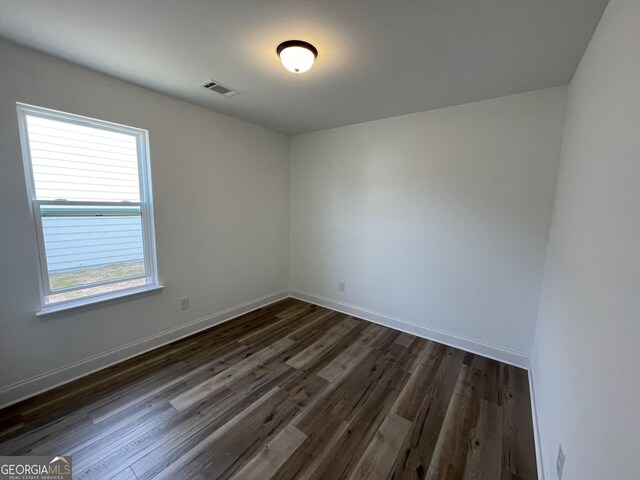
top-left (528, 364), bottom-right (546, 480)
top-left (0, 290), bottom-right (289, 409)
top-left (1, 287), bottom-right (544, 477)
top-left (289, 289), bottom-right (530, 369)
top-left (291, 290), bottom-right (545, 479)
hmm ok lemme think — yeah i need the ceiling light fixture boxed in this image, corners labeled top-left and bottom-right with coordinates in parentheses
top-left (277, 40), bottom-right (318, 73)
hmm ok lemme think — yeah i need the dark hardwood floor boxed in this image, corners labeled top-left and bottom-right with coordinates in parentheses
top-left (0, 299), bottom-right (537, 479)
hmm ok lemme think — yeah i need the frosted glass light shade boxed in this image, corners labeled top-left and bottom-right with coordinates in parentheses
top-left (277, 40), bottom-right (318, 73)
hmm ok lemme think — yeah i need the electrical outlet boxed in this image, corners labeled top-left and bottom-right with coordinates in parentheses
top-left (180, 297), bottom-right (190, 311)
top-left (338, 281), bottom-right (345, 292)
top-left (556, 445), bottom-right (565, 479)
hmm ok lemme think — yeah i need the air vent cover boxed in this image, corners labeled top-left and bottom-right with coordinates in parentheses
top-left (200, 79), bottom-right (238, 97)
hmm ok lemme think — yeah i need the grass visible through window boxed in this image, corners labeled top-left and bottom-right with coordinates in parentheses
top-left (49, 262), bottom-right (145, 291)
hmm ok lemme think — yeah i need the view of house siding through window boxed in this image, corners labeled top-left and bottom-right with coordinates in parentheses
top-left (24, 113), bottom-right (149, 304)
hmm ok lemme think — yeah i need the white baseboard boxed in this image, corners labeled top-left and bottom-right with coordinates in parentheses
top-left (0, 290), bottom-right (289, 409)
top-left (289, 289), bottom-right (543, 478)
top-left (1, 287), bottom-right (544, 479)
top-left (528, 364), bottom-right (546, 480)
top-left (289, 289), bottom-right (530, 369)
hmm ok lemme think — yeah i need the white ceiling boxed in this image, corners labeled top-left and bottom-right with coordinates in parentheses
top-left (0, 0), bottom-right (608, 135)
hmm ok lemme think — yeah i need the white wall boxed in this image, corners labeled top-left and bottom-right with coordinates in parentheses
top-left (0, 40), bottom-right (290, 406)
top-left (4, 12), bottom-right (638, 476)
top-left (531, 0), bottom-right (640, 478)
top-left (290, 87), bottom-right (567, 362)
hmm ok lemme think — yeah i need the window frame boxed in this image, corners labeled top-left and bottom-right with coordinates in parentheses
top-left (17, 103), bottom-right (159, 312)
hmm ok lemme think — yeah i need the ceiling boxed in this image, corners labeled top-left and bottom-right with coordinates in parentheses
top-left (0, 0), bottom-right (608, 135)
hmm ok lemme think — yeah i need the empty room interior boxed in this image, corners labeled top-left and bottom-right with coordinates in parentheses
top-left (0, 0), bottom-right (638, 479)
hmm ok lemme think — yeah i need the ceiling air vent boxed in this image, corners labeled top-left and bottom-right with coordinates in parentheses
top-left (200, 79), bottom-right (238, 97)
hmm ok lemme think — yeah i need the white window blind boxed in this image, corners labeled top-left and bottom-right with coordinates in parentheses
top-left (27, 115), bottom-right (141, 202)
top-left (17, 104), bottom-right (158, 309)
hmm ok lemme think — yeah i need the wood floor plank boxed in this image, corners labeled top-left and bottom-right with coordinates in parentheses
top-left (301, 362), bottom-right (411, 479)
top-left (390, 342), bottom-right (446, 421)
top-left (463, 399), bottom-right (503, 480)
top-left (186, 373), bottom-right (329, 480)
top-left (237, 306), bottom-right (334, 348)
top-left (1, 409), bottom-right (94, 455)
top-left (317, 323), bottom-right (387, 382)
top-left (394, 332), bottom-right (416, 347)
top-left (169, 337), bottom-right (295, 411)
top-left (293, 348), bottom-right (397, 433)
top-left (501, 365), bottom-right (538, 480)
top-left (228, 424), bottom-right (307, 480)
top-left (388, 347), bottom-right (465, 479)
top-left (0, 299), bottom-right (538, 480)
top-left (140, 387), bottom-right (287, 480)
top-left (348, 413), bottom-right (412, 480)
top-left (76, 366), bottom-right (296, 479)
top-left (286, 316), bottom-right (360, 370)
top-left (398, 338), bottom-right (434, 374)
top-left (87, 361), bottom-right (189, 424)
top-left (29, 382), bottom-right (187, 458)
top-left (272, 417), bottom-right (351, 480)
top-left (121, 368), bottom-right (295, 480)
top-left (109, 467), bottom-right (138, 480)
top-left (425, 364), bottom-right (487, 480)
top-left (287, 310), bottom-right (345, 343)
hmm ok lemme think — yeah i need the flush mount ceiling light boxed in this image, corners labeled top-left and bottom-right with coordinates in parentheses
top-left (277, 40), bottom-right (318, 73)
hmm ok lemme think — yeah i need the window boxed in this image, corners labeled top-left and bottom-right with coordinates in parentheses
top-left (17, 103), bottom-right (159, 312)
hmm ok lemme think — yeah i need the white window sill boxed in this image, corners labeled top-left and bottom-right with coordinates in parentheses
top-left (37, 284), bottom-right (165, 318)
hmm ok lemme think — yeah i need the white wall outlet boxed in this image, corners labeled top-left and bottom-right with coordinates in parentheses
top-left (338, 281), bottom-right (345, 292)
top-left (556, 445), bottom-right (565, 479)
top-left (180, 297), bottom-right (190, 311)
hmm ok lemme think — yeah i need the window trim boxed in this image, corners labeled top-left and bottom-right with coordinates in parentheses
top-left (17, 103), bottom-right (160, 312)
top-left (36, 284), bottom-right (165, 318)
